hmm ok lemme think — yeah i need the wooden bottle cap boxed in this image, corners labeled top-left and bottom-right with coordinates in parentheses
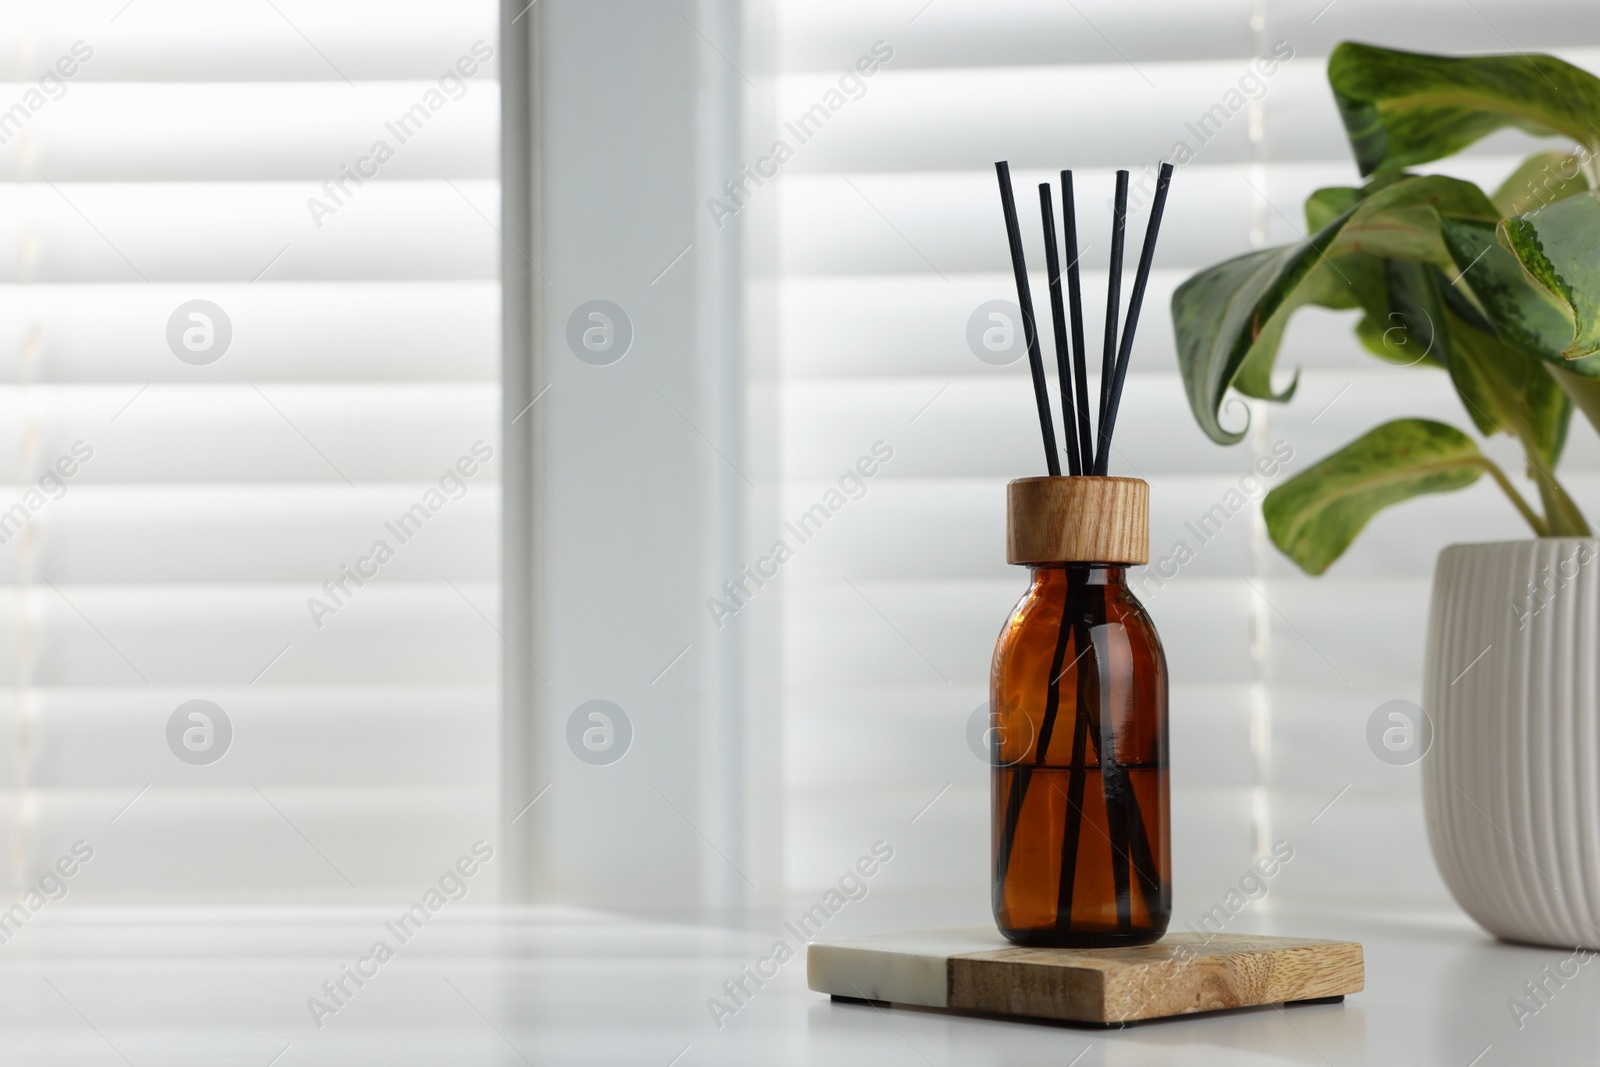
top-left (1006, 476), bottom-right (1148, 565)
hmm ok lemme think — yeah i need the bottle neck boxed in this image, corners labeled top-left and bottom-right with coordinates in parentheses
top-left (1028, 563), bottom-right (1129, 589)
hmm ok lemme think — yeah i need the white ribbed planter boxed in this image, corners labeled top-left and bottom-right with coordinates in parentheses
top-left (1424, 539), bottom-right (1600, 949)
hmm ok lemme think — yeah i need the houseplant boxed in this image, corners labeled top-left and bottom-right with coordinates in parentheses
top-left (1172, 42), bottom-right (1600, 948)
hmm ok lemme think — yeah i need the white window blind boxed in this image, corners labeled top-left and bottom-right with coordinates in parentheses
top-left (772, 0), bottom-right (1600, 914)
top-left (2, 1), bottom-right (500, 901)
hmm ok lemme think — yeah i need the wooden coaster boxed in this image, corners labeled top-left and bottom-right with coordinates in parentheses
top-left (807, 927), bottom-right (1363, 1025)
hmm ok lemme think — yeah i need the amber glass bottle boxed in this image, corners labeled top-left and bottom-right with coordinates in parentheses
top-left (991, 477), bottom-right (1170, 947)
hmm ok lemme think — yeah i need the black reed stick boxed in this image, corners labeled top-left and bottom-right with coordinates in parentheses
top-left (1125, 778), bottom-right (1165, 917)
top-left (1096, 163), bottom-right (1174, 477)
top-left (1098, 666), bottom-right (1134, 930)
top-left (994, 763), bottom-right (1030, 908)
top-left (1061, 171), bottom-right (1095, 475)
top-left (1084, 623), bottom-right (1164, 925)
top-left (1054, 652), bottom-right (1092, 928)
top-left (994, 161), bottom-right (1060, 477)
top-left (1094, 170), bottom-right (1129, 473)
top-left (1033, 577), bottom-right (1077, 764)
top-left (997, 569), bottom-right (1074, 913)
top-left (1058, 575), bottom-right (1164, 930)
top-left (995, 573), bottom-right (1074, 908)
top-left (1064, 586), bottom-right (1130, 930)
top-left (1038, 183), bottom-right (1082, 476)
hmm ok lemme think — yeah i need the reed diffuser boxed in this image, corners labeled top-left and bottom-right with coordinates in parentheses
top-left (989, 161), bottom-right (1174, 946)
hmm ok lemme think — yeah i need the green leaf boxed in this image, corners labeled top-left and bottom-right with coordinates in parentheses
top-left (1445, 301), bottom-right (1571, 470)
top-left (1439, 216), bottom-right (1579, 366)
top-left (1263, 420), bottom-right (1488, 575)
top-left (1172, 175), bottom-right (1496, 443)
top-left (1493, 151), bottom-right (1592, 216)
top-left (1172, 170), bottom-right (1600, 442)
top-left (1171, 243), bottom-right (1325, 444)
top-left (1231, 314), bottom-right (1299, 402)
top-left (1355, 307), bottom-right (1443, 368)
top-left (1327, 174), bottom-right (1500, 263)
top-left (1383, 260), bottom-right (1584, 536)
top-left (1329, 42), bottom-right (1600, 176)
top-left (1381, 259), bottom-right (1447, 370)
top-left (1304, 173), bottom-right (1415, 231)
top-left (1551, 362), bottom-right (1600, 440)
top-left (1305, 186), bottom-right (1362, 231)
top-left (1500, 193), bottom-right (1600, 359)
top-left (1384, 258), bottom-right (1572, 468)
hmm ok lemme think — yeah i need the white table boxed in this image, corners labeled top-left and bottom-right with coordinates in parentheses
top-left (0, 901), bottom-right (1593, 1064)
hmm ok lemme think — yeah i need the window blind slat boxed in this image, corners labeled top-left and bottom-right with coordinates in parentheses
top-left (8, 487), bottom-right (496, 583)
top-left (0, 383), bottom-right (494, 482)
top-left (0, 583), bottom-right (499, 685)
top-left (777, 1), bottom-right (1600, 72)
top-left (9, 688), bottom-right (494, 788)
top-left (0, 283), bottom-right (497, 382)
top-left (0, 181), bottom-right (498, 282)
top-left (0, 83), bottom-right (495, 182)
top-left (0, 1), bottom-right (498, 82)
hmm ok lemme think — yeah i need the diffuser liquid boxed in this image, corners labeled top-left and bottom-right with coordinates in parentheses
top-left (993, 761), bottom-right (1168, 943)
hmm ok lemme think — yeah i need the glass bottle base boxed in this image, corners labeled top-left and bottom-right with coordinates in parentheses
top-left (998, 924), bottom-right (1168, 949)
